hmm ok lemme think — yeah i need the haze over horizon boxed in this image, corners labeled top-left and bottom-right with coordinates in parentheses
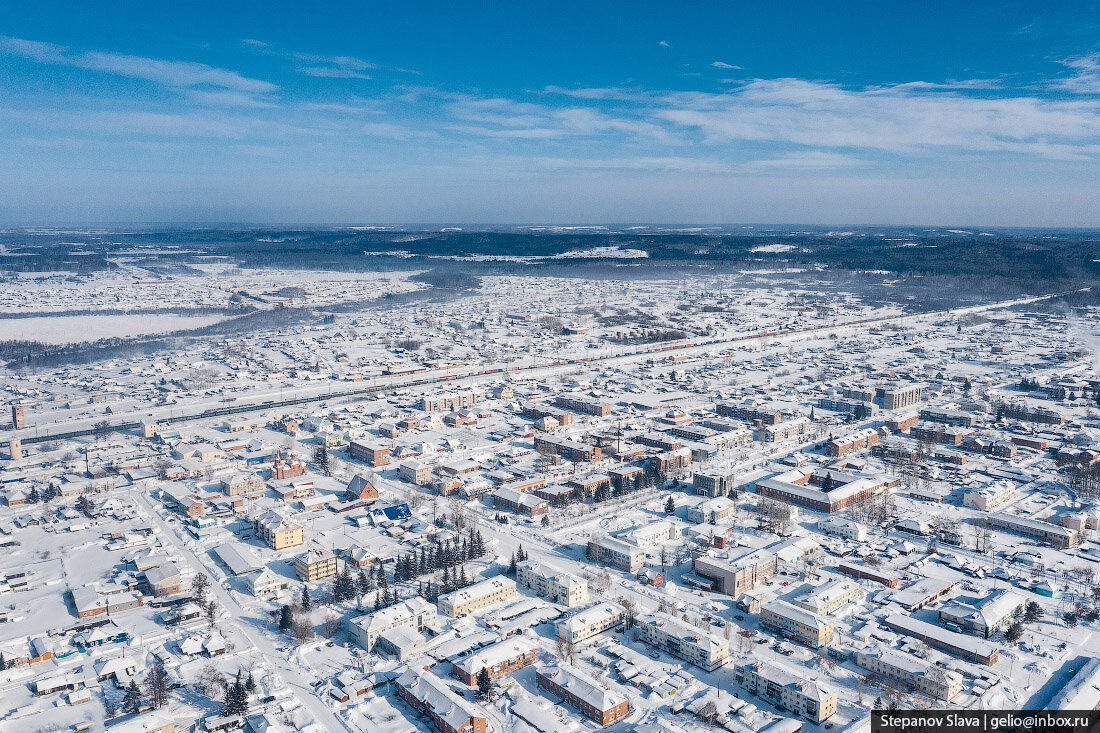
top-left (3, 2), bottom-right (1100, 226)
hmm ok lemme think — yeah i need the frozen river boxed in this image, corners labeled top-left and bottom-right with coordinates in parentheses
top-left (0, 313), bottom-right (231, 344)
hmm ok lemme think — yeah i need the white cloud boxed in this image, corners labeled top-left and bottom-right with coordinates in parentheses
top-left (658, 40), bottom-right (671, 47)
top-left (294, 52), bottom-right (376, 80)
top-left (1055, 53), bottom-right (1100, 94)
top-left (0, 36), bottom-right (277, 95)
top-left (712, 61), bottom-right (741, 70)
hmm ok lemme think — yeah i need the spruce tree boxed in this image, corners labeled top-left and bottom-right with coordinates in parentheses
top-left (123, 679), bottom-right (142, 714)
top-left (301, 586), bottom-right (311, 611)
top-left (357, 568), bottom-right (370, 596)
top-left (278, 604), bottom-right (293, 633)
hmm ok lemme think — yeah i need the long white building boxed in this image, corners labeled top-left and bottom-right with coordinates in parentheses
top-left (517, 560), bottom-right (589, 607)
top-left (348, 597), bottom-right (437, 651)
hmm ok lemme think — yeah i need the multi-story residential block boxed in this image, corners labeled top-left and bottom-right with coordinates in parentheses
top-left (558, 602), bottom-right (624, 643)
top-left (760, 599), bottom-right (834, 648)
top-left (686, 496), bottom-right (736, 524)
top-left (555, 395), bottom-right (612, 416)
top-left (758, 417), bottom-right (811, 443)
top-left (636, 612), bottom-right (730, 671)
top-left (348, 439), bottom-right (390, 466)
top-left (452, 637), bottom-right (538, 685)
top-left (517, 560), bottom-right (589, 607)
top-left (534, 435), bottom-right (601, 462)
top-left (920, 407), bottom-right (978, 427)
top-left (826, 427), bottom-right (879, 457)
top-left (854, 646), bottom-right (963, 701)
top-left (420, 389), bottom-right (485, 412)
top-left (735, 660), bottom-right (837, 723)
top-left (395, 668), bottom-right (487, 733)
top-left (792, 579), bottom-right (860, 616)
top-left (220, 471), bottom-right (263, 497)
top-left (253, 510), bottom-right (304, 550)
top-left (589, 536), bottom-right (645, 573)
top-left (349, 597), bottom-right (437, 651)
top-left (878, 382), bottom-right (924, 410)
top-left (535, 664), bottom-right (629, 726)
top-left (493, 487), bottom-right (549, 517)
top-left (295, 548), bottom-right (338, 582)
top-left (400, 459), bottom-right (432, 485)
top-left (622, 520), bottom-right (679, 549)
top-left (692, 471), bottom-right (737, 497)
top-left (962, 482), bottom-right (1016, 511)
top-left (438, 576), bottom-right (518, 617)
top-left (715, 401), bottom-right (782, 425)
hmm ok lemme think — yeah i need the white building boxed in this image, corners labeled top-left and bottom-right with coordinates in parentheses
top-left (438, 576), bottom-right (518, 617)
top-left (855, 646), bottom-right (963, 701)
top-left (636, 612), bottom-right (729, 671)
top-left (735, 660), bottom-right (837, 723)
top-left (348, 597), bottom-right (437, 651)
top-left (558, 602), bottom-right (624, 643)
top-left (517, 560), bottom-right (589, 607)
top-left (816, 516), bottom-right (868, 541)
top-left (686, 496), bottom-right (737, 525)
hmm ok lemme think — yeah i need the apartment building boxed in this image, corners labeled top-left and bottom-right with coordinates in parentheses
top-left (558, 602), bottom-right (624, 643)
top-left (395, 668), bottom-right (487, 733)
top-left (963, 482), bottom-right (1016, 511)
top-left (493, 487), bottom-right (549, 517)
top-left (909, 422), bottom-right (973, 446)
top-left (716, 401), bottom-right (782, 425)
top-left (735, 660), bottom-right (837, 723)
top-left (420, 389), bottom-right (485, 412)
top-left (295, 548), bottom-right (338, 582)
top-left (534, 435), bottom-right (601, 462)
top-left (555, 395), bottom-right (612, 416)
top-left (878, 382), bottom-right (923, 410)
top-left (920, 407), bottom-right (978, 427)
top-left (438, 576), bottom-right (518, 617)
top-left (826, 427), bottom-right (879, 457)
top-left (623, 520), bottom-right (679, 549)
top-left (452, 637), bottom-right (538, 685)
top-left (636, 612), bottom-right (730, 671)
top-left (589, 536), bottom-right (645, 573)
top-left (253, 510), bottom-right (304, 550)
top-left (535, 664), bottom-right (629, 726)
top-left (348, 597), bottom-right (437, 651)
top-left (692, 471), bottom-right (737, 497)
top-left (759, 416), bottom-right (811, 443)
top-left (220, 471), bottom-right (263, 497)
top-left (793, 579), bottom-right (860, 616)
top-left (686, 496), bottom-right (736, 524)
top-left (517, 560), bottom-right (589, 607)
top-left (400, 459), bottom-right (433, 485)
top-left (760, 599), bottom-right (834, 648)
top-left (348, 439), bottom-right (391, 467)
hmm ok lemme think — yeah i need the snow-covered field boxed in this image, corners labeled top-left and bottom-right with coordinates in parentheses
top-left (0, 313), bottom-right (232, 343)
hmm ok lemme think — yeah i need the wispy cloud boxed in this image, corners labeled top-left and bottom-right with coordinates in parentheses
top-left (0, 36), bottom-right (277, 96)
top-left (294, 52), bottom-right (375, 80)
top-left (712, 61), bottom-right (741, 70)
top-left (658, 40), bottom-right (671, 48)
top-left (1054, 52), bottom-right (1100, 94)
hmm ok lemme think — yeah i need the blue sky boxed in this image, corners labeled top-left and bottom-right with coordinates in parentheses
top-left (2, 1), bottom-right (1100, 225)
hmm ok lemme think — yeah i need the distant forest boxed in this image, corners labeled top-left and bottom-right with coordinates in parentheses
top-left (2, 227), bottom-right (1099, 288)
